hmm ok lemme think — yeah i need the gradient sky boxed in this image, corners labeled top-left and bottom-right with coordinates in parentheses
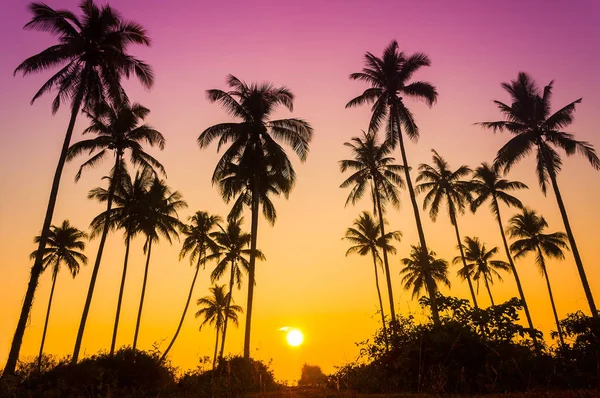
top-left (1, 0), bottom-right (599, 382)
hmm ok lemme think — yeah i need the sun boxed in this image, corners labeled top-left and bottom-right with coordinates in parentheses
top-left (285, 329), bottom-right (304, 347)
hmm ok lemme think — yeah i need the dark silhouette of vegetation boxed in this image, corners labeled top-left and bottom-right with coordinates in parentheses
top-left (400, 245), bottom-right (450, 305)
top-left (5, 0), bottom-right (153, 374)
top-left (480, 72), bottom-right (599, 318)
top-left (298, 364), bottom-right (326, 387)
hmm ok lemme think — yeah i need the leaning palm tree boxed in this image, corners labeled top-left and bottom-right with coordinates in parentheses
top-left (198, 75), bottom-right (313, 358)
top-left (480, 72), bottom-right (599, 318)
top-left (196, 285), bottom-right (243, 369)
top-left (88, 167), bottom-right (153, 354)
top-left (209, 217), bottom-right (265, 361)
top-left (470, 163), bottom-right (537, 335)
top-left (346, 41), bottom-right (438, 323)
top-left (68, 102), bottom-right (165, 360)
top-left (132, 178), bottom-right (187, 352)
top-left (30, 220), bottom-right (87, 369)
top-left (344, 212), bottom-right (401, 349)
top-left (507, 208), bottom-right (569, 345)
top-left (416, 149), bottom-right (478, 308)
top-left (400, 246), bottom-right (450, 313)
top-left (7, 0), bottom-right (153, 373)
top-left (160, 211), bottom-right (221, 362)
top-left (340, 131), bottom-right (404, 321)
top-left (454, 237), bottom-right (509, 306)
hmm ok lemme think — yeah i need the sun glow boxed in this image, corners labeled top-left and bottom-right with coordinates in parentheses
top-left (283, 328), bottom-right (304, 347)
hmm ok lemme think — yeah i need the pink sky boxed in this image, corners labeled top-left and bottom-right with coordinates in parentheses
top-left (1, 0), bottom-right (599, 382)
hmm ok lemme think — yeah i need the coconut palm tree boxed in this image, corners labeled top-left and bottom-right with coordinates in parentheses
top-left (346, 40), bottom-right (438, 323)
top-left (88, 167), bottom-right (153, 354)
top-left (132, 178), bottom-right (187, 352)
top-left (209, 217), bottom-right (265, 361)
top-left (416, 149), bottom-right (478, 308)
top-left (479, 72), bottom-right (599, 318)
top-left (454, 237), bottom-right (509, 306)
top-left (507, 208), bottom-right (569, 345)
top-left (400, 246), bottom-right (450, 309)
top-left (68, 102), bottom-right (165, 360)
top-left (198, 75), bottom-right (313, 358)
top-left (6, 0), bottom-right (153, 373)
top-left (344, 211), bottom-right (401, 349)
top-left (30, 220), bottom-right (87, 369)
top-left (470, 163), bottom-right (537, 335)
top-left (196, 285), bottom-right (243, 369)
top-left (160, 212), bottom-right (221, 362)
top-left (340, 131), bottom-right (404, 321)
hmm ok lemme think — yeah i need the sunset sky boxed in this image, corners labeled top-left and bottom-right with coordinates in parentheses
top-left (1, 0), bottom-right (599, 382)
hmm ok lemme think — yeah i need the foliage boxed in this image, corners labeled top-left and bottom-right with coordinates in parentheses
top-left (298, 364), bottom-right (326, 387)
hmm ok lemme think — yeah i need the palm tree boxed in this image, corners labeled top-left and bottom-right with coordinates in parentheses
top-left (160, 212), bottom-right (221, 362)
top-left (416, 149), bottom-right (478, 308)
top-left (507, 208), bottom-right (569, 345)
top-left (198, 75), bottom-right (313, 358)
top-left (196, 285), bottom-right (243, 369)
top-left (88, 167), bottom-right (153, 354)
top-left (344, 211), bottom-right (401, 349)
top-left (470, 163), bottom-right (537, 334)
top-left (209, 217), bottom-right (265, 361)
top-left (30, 220), bottom-right (87, 369)
top-left (68, 102), bottom-right (165, 360)
top-left (454, 237), bottom-right (509, 306)
top-left (132, 178), bottom-right (187, 352)
top-left (479, 72), bottom-right (599, 318)
top-left (346, 40), bottom-right (439, 323)
top-left (340, 131), bottom-right (404, 322)
top-left (6, 0), bottom-right (153, 373)
top-left (400, 246), bottom-right (450, 310)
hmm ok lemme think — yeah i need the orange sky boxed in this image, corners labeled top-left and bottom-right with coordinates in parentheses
top-left (1, 0), bottom-right (599, 382)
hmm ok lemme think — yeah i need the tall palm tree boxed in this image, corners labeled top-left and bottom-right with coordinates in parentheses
top-left (479, 72), bottom-right (599, 318)
top-left (416, 149), bottom-right (478, 308)
top-left (507, 208), bottom-right (569, 345)
top-left (160, 212), bottom-right (221, 362)
top-left (198, 75), bottom-right (313, 358)
top-left (400, 245), bottom-right (450, 310)
top-left (209, 217), bottom-right (265, 361)
top-left (454, 237), bottom-right (509, 306)
top-left (30, 220), bottom-right (87, 369)
top-left (340, 131), bottom-right (404, 321)
top-left (346, 40), bottom-right (439, 323)
top-left (196, 285), bottom-right (243, 369)
top-left (470, 163), bottom-right (537, 334)
top-left (6, 0), bottom-right (153, 374)
top-left (132, 178), bottom-right (187, 352)
top-left (68, 102), bottom-right (165, 360)
top-left (344, 212), bottom-right (401, 349)
top-left (88, 167), bottom-right (153, 354)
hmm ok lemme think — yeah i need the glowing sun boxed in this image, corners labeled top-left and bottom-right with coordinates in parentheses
top-left (285, 329), bottom-right (304, 347)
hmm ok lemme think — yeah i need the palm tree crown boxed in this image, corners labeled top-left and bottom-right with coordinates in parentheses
top-left (31, 220), bottom-right (88, 277)
top-left (400, 246), bottom-right (450, 300)
top-left (470, 163), bottom-right (527, 215)
top-left (344, 212), bottom-right (401, 259)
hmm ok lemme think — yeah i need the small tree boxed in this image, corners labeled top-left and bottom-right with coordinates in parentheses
top-left (298, 364), bottom-right (326, 386)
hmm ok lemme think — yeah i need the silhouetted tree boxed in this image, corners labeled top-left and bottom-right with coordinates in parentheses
top-left (340, 131), bottom-right (404, 321)
top-left (480, 72), bottom-right (599, 318)
top-left (6, 0), bottom-right (153, 373)
top-left (400, 246), bottom-right (450, 312)
top-left (346, 40), bottom-right (439, 324)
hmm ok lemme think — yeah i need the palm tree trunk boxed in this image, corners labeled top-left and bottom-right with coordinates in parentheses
top-left (213, 326), bottom-right (220, 370)
top-left (371, 250), bottom-right (389, 351)
top-left (160, 253), bottom-right (203, 362)
top-left (133, 238), bottom-right (153, 352)
top-left (37, 269), bottom-right (58, 370)
top-left (244, 178), bottom-right (260, 359)
top-left (373, 184), bottom-right (396, 321)
top-left (392, 109), bottom-right (439, 325)
top-left (546, 166), bottom-right (598, 318)
top-left (484, 276), bottom-right (495, 306)
top-left (3, 92), bottom-right (84, 376)
top-left (219, 262), bottom-right (236, 361)
top-left (110, 231), bottom-right (132, 355)
top-left (493, 198), bottom-right (537, 344)
top-left (73, 155), bottom-right (122, 363)
top-left (450, 211), bottom-right (478, 308)
top-left (537, 246), bottom-right (565, 346)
